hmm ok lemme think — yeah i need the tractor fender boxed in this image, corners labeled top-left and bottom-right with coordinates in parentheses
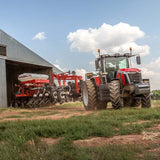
top-left (90, 77), bottom-right (102, 87)
top-left (117, 71), bottom-right (131, 85)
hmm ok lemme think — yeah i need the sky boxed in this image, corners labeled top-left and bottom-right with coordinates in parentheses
top-left (0, 0), bottom-right (160, 89)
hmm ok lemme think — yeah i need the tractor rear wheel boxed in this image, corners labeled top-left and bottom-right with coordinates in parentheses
top-left (82, 80), bottom-right (99, 110)
top-left (141, 94), bottom-right (151, 108)
top-left (109, 80), bottom-right (122, 109)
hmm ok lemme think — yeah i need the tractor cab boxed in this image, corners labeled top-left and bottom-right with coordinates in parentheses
top-left (95, 49), bottom-right (141, 82)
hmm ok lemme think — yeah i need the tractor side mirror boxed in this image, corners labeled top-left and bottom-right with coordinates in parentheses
top-left (72, 71), bottom-right (76, 75)
top-left (136, 56), bottom-right (141, 65)
top-left (95, 59), bottom-right (100, 70)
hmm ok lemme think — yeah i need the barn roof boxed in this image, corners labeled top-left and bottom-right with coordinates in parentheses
top-left (0, 29), bottom-right (62, 72)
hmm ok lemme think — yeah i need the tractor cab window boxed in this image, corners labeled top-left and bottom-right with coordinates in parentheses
top-left (105, 57), bottom-right (127, 72)
top-left (119, 58), bottom-right (127, 69)
top-left (105, 57), bottom-right (127, 80)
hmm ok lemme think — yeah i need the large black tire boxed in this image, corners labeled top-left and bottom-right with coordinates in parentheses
top-left (141, 94), bottom-right (151, 108)
top-left (109, 80), bottom-right (122, 109)
top-left (82, 80), bottom-right (99, 110)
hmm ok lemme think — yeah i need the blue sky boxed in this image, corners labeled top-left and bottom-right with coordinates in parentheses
top-left (0, 0), bottom-right (160, 89)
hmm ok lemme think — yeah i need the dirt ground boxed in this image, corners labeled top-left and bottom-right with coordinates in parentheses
top-left (0, 102), bottom-right (159, 122)
top-left (1, 103), bottom-right (160, 149)
top-left (73, 131), bottom-right (160, 147)
top-left (0, 104), bottom-right (93, 122)
top-left (40, 124), bottom-right (160, 148)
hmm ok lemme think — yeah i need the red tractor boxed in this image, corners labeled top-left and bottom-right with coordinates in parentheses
top-left (82, 48), bottom-right (151, 110)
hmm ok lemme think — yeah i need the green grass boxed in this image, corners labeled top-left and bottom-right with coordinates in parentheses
top-left (0, 108), bottom-right (8, 113)
top-left (1, 111), bottom-right (61, 119)
top-left (0, 136), bottom-right (159, 160)
top-left (0, 107), bottom-right (20, 114)
top-left (19, 111), bottom-right (60, 118)
top-left (0, 103), bottom-right (160, 159)
top-left (151, 99), bottom-right (160, 105)
top-left (3, 115), bottom-right (25, 119)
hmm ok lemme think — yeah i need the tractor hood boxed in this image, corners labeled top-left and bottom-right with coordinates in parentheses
top-left (119, 68), bottom-right (141, 73)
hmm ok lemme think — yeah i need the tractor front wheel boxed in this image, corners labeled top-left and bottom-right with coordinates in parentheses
top-left (82, 80), bottom-right (99, 110)
top-left (141, 94), bottom-right (151, 108)
top-left (109, 80), bottom-right (123, 109)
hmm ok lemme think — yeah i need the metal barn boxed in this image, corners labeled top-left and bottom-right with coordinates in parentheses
top-left (0, 29), bottom-right (61, 108)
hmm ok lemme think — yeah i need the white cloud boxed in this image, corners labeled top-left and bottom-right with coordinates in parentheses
top-left (32, 32), bottom-right (46, 40)
top-left (67, 22), bottom-right (150, 56)
top-left (146, 57), bottom-right (160, 71)
top-left (75, 69), bottom-right (87, 80)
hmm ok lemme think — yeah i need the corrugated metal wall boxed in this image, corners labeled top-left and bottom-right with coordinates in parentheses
top-left (0, 59), bottom-right (7, 108)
